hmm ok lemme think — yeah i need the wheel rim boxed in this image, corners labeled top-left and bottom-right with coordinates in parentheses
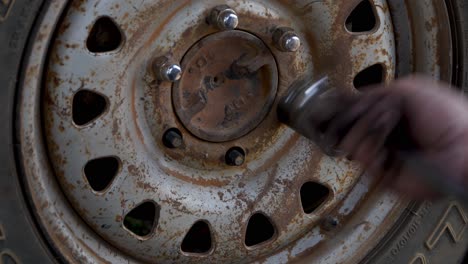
top-left (18, 0), bottom-right (453, 263)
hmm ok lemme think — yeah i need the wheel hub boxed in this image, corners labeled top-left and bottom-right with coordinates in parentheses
top-left (173, 31), bottom-right (278, 142)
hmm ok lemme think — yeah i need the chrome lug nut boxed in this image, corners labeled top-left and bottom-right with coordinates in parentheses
top-left (209, 5), bottom-right (239, 31)
top-left (153, 56), bottom-right (182, 82)
top-left (163, 64), bottom-right (182, 82)
top-left (273, 27), bottom-right (301, 52)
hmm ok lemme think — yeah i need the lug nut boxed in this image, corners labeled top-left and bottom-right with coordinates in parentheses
top-left (209, 5), bottom-right (239, 31)
top-left (273, 27), bottom-right (301, 52)
top-left (163, 129), bottom-right (183, 149)
top-left (162, 64), bottom-right (182, 82)
top-left (225, 147), bottom-right (245, 166)
top-left (153, 56), bottom-right (182, 82)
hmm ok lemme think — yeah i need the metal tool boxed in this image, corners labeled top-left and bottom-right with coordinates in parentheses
top-left (278, 77), bottom-right (468, 203)
top-left (277, 76), bottom-right (349, 155)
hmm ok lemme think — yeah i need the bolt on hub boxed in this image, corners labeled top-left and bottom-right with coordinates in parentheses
top-left (209, 5), bottom-right (239, 31)
top-left (163, 129), bottom-right (183, 149)
top-left (273, 27), bottom-right (301, 52)
top-left (225, 147), bottom-right (245, 166)
top-left (153, 56), bottom-right (182, 82)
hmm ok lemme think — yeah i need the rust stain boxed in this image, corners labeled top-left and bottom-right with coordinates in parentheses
top-left (130, 77), bottom-right (145, 147)
top-left (161, 166), bottom-right (230, 187)
top-left (143, 1), bottom-right (191, 52)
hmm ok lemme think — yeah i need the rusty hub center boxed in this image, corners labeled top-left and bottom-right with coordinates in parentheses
top-left (173, 31), bottom-right (278, 142)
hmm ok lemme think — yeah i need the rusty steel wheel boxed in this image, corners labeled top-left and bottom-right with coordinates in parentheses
top-left (2, 0), bottom-right (468, 263)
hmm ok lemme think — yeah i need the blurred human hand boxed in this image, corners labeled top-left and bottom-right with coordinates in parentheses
top-left (325, 76), bottom-right (468, 199)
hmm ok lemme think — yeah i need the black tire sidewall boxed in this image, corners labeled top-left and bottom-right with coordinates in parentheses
top-left (0, 0), bottom-right (52, 263)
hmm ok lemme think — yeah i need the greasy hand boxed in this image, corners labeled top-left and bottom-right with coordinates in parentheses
top-left (326, 76), bottom-right (468, 199)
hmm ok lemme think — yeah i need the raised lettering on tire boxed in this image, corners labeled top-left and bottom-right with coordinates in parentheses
top-left (0, 0), bottom-right (13, 21)
top-left (410, 253), bottom-right (428, 264)
top-left (425, 201), bottom-right (468, 250)
top-left (0, 223), bottom-right (20, 263)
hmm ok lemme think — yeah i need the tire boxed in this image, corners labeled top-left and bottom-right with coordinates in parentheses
top-left (363, 200), bottom-right (468, 264)
top-left (1, 1), bottom-right (468, 264)
top-left (0, 1), bottom-right (54, 263)
top-left (450, 0), bottom-right (468, 93)
top-left (362, 2), bottom-right (468, 262)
